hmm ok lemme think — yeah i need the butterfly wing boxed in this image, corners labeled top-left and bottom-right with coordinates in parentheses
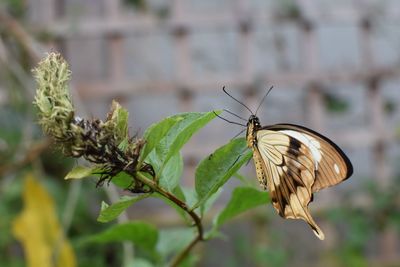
top-left (265, 124), bottom-right (353, 192)
top-left (253, 129), bottom-right (325, 240)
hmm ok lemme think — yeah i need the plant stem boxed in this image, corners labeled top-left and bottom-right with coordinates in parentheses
top-left (169, 234), bottom-right (201, 267)
top-left (135, 172), bottom-right (203, 266)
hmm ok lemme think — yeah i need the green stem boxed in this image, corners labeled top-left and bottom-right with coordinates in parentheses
top-left (135, 172), bottom-right (203, 266)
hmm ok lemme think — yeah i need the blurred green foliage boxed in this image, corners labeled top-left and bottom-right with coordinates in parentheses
top-left (3, 0), bottom-right (25, 18)
top-left (326, 177), bottom-right (400, 267)
top-left (384, 99), bottom-right (396, 115)
top-left (123, 0), bottom-right (147, 11)
top-left (0, 107), bottom-right (24, 164)
top-left (323, 92), bottom-right (350, 114)
top-left (274, 0), bottom-right (302, 21)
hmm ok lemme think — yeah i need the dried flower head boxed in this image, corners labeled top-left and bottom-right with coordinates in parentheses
top-left (33, 52), bottom-right (154, 192)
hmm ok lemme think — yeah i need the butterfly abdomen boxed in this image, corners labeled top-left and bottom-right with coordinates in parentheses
top-left (252, 147), bottom-right (268, 190)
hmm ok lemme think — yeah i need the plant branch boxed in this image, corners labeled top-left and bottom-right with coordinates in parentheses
top-left (169, 234), bottom-right (201, 267)
top-left (135, 172), bottom-right (203, 266)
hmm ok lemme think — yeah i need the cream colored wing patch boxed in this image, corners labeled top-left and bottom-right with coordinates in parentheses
top-left (255, 130), bottom-right (325, 240)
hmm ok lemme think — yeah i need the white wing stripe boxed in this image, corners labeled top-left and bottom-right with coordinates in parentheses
top-left (280, 130), bottom-right (322, 169)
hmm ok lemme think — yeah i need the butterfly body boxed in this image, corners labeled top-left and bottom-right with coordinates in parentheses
top-left (246, 115), bottom-right (267, 190)
top-left (245, 115), bottom-right (353, 240)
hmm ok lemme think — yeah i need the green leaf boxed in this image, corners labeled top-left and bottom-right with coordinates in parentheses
top-left (200, 188), bottom-right (223, 216)
top-left (107, 100), bottom-right (129, 145)
top-left (206, 187), bottom-right (268, 239)
top-left (110, 172), bottom-right (132, 188)
top-left (118, 137), bottom-right (129, 152)
top-left (97, 194), bottom-right (150, 223)
top-left (64, 165), bottom-right (99, 180)
top-left (179, 187), bottom-right (222, 216)
top-left (156, 228), bottom-right (195, 261)
top-left (142, 111), bottom-right (219, 177)
top-left (172, 185), bottom-right (186, 202)
top-left (194, 138), bottom-right (252, 209)
top-left (181, 187), bottom-right (199, 210)
top-left (213, 187), bottom-right (269, 229)
top-left (157, 112), bottom-right (217, 170)
top-left (234, 173), bottom-right (256, 187)
top-left (115, 104), bottom-right (129, 140)
top-left (84, 221), bottom-right (158, 251)
top-left (140, 116), bottom-right (179, 163)
top-left (158, 153), bottom-right (183, 192)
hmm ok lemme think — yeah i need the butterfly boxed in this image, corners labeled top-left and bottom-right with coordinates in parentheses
top-left (217, 86), bottom-right (353, 240)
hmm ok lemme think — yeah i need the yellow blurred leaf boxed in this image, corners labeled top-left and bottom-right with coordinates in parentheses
top-left (12, 174), bottom-right (76, 267)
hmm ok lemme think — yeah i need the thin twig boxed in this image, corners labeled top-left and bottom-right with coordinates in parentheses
top-left (169, 235), bottom-right (201, 267)
top-left (136, 172), bottom-right (203, 237)
top-left (135, 173), bottom-right (203, 266)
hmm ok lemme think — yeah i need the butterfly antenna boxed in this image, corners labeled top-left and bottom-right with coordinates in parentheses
top-left (223, 109), bottom-right (247, 121)
top-left (231, 128), bottom-right (246, 140)
top-left (222, 86), bottom-right (254, 115)
top-left (255, 86), bottom-right (274, 115)
top-left (213, 111), bottom-right (246, 127)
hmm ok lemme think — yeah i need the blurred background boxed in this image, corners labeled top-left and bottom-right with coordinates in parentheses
top-left (1, 0), bottom-right (400, 266)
